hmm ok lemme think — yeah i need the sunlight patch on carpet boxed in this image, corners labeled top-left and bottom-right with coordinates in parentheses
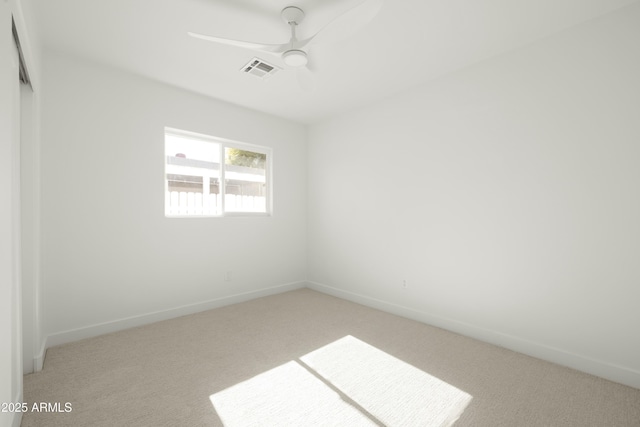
top-left (210, 361), bottom-right (377, 427)
top-left (211, 335), bottom-right (472, 426)
top-left (301, 336), bottom-right (472, 427)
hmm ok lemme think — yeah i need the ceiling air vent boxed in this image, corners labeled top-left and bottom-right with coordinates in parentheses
top-left (241, 58), bottom-right (280, 80)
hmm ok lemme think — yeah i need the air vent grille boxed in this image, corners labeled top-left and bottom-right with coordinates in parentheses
top-left (241, 58), bottom-right (280, 79)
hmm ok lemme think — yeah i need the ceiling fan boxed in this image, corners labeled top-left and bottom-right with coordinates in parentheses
top-left (188, 0), bottom-right (383, 89)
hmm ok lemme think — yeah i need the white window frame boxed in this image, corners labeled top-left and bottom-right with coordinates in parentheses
top-left (164, 127), bottom-right (272, 218)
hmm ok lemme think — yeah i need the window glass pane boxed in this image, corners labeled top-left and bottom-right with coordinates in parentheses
top-left (165, 133), bottom-right (221, 216)
top-left (166, 134), bottom-right (220, 163)
top-left (224, 147), bottom-right (267, 213)
top-left (164, 129), bottom-right (271, 217)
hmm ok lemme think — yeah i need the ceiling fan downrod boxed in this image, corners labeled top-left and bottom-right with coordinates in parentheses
top-left (281, 6), bottom-right (308, 67)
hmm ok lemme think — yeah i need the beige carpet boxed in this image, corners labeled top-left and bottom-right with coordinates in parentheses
top-left (22, 289), bottom-right (640, 426)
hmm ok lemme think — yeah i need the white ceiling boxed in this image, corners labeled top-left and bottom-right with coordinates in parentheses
top-left (28, 0), bottom-right (638, 124)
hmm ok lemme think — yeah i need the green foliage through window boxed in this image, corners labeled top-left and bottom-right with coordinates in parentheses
top-left (226, 148), bottom-right (266, 169)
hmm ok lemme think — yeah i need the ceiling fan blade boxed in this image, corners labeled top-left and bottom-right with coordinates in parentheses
top-left (296, 66), bottom-right (316, 92)
top-left (308, 0), bottom-right (384, 46)
top-left (188, 32), bottom-right (288, 54)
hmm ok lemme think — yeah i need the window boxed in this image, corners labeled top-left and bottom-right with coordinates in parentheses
top-left (165, 128), bottom-right (271, 217)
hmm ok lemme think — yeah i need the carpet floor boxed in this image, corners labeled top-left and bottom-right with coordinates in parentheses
top-left (22, 289), bottom-right (640, 426)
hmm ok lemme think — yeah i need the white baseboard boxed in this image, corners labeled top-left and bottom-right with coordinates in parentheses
top-left (307, 281), bottom-right (640, 390)
top-left (45, 281), bottom-right (306, 349)
top-left (23, 338), bottom-right (47, 374)
top-left (34, 338), bottom-right (46, 371)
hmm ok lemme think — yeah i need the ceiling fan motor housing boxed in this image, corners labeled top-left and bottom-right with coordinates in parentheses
top-left (282, 49), bottom-right (308, 67)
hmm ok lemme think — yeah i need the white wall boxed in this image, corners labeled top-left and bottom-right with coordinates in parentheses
top-left (15, 0), bottom-right (43, 379)
top-left (21, 81), bottom-right (40, 373)
top-left (40, 52), bottom-right (307, 345)
top-left (1, 0), bottom-right (41, 425)
top-left (308, 4), bottom-right (640, 388)
top-left (0, 5), bottom-right (19, 426)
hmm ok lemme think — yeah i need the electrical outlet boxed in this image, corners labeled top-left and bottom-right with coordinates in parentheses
top-left (224, 271), bottom-right (232, 282)
top-left (402, 279), bottom-right (407, 289)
